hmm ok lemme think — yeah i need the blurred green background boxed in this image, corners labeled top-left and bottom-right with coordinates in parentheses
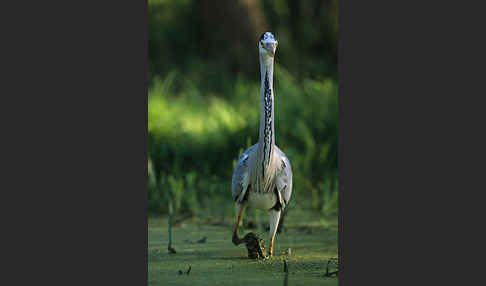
top-left (148, 0), bottom-right (339, 226)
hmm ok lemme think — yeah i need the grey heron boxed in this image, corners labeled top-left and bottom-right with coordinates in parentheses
top-left (231, 32), bottom-right (293, 257)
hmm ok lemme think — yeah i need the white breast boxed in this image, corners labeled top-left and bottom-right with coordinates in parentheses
top-left (247, 190), bottom-right (277, 210)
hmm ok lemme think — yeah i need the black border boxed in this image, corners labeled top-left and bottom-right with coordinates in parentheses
top-left (339, 1), bottom-right (486, 285)
top-left (3, 1), bottom-right (148, 284)
top-left (338, 0), bottom-right (344, 282)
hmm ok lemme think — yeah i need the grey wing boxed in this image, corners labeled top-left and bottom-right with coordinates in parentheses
top-left (231, 144), bottom-right (257, 203)
top-left (274, 146), bottom-right (293, 209)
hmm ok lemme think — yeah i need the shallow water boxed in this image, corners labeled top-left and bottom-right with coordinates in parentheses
top-left (148, 214), bottom-right (338, 286)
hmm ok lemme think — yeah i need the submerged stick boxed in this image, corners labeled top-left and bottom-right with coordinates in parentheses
top-left (283, 259), bottom-right (289, 286)
top-left (324, 258), bottom-right (338, 277)
top-left (167, 189), bottom-right (176, 254)
top-left (242, 232), bottom-right (266, 259)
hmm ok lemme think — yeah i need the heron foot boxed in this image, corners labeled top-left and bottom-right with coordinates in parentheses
top-left (232, 233), bottom-right (242, 245)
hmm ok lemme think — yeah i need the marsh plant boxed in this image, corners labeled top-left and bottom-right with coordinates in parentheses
top-left (148, 65), bottom-right (338, 226)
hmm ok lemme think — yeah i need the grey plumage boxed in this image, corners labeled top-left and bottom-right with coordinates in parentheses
top-left (273, 146), bottom-right (293, 208)
top-left (231, 144), bottom-right (255, 203)
top-left (231, 144), bottom-right (292, 209)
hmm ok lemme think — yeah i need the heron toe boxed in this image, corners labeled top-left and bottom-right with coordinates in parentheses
top-left (232, 233), bottom-right (241, 245)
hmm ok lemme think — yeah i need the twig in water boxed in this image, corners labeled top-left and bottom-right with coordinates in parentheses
top-left (323, 258), bottom-right (339, 277)
top-left (283, 260), bottom-right (289, 286)
top-left (186, 265), bottom-right (191, 275)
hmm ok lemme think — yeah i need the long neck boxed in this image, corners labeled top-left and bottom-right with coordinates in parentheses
top-left (257, 56), bottom-right (275, 175)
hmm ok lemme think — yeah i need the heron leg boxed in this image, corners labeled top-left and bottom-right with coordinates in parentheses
top-left (232, 203), bottom-right (247, 245)
top-left (268, 209), bottom-right (281, 257)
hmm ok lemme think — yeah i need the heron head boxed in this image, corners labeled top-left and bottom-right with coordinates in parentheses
top-left (258, 32), bottom-right (278, 58)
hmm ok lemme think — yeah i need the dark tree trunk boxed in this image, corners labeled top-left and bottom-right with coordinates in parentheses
top-left (193, 0), bottom-right (267, 74)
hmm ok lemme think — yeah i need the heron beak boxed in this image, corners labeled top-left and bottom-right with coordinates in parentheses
top-left (262, 41), bottom-right (277, 57)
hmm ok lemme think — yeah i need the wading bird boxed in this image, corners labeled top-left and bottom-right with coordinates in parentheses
top-left (231, 32), bottom-right (293, 257)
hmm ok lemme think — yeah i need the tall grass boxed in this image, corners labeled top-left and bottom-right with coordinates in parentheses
top-left (148, 65), bottom-right (338, 222)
